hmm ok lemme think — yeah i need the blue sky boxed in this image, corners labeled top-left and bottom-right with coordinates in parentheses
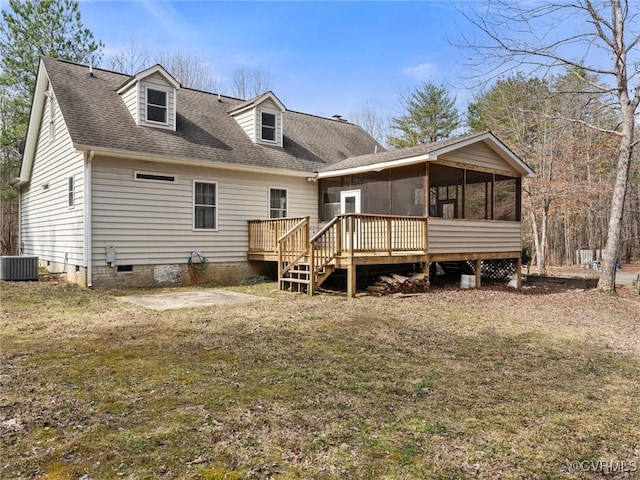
top-left (75, 1), bottom-right (478, 122)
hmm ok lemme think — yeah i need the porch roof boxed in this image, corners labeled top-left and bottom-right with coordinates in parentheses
top-left (317, 131), bottom-right (535, 178)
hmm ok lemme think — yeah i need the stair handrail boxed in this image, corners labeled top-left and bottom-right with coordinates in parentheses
top-left (309, 215), bottom-right (342, 284)
top-left (278, 217), bottom-right (310, 278)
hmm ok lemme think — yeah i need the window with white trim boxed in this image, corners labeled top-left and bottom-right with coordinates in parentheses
top-left (49, 96), bottom-right (56, 142)
top-left (68, 176), bottom-right (74, 208)
top-left (269, 188), bottom-right (287, 218)
top-left (194, 181), bottom-right (217, 230)
top-left (261, 111), bottom-right (276, 141)
top-left (147, 88), bottom-right (168, 123)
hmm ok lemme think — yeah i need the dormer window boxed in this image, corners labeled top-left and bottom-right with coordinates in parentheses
top-left (261, 112), bottom-right (276, 141)
top-left (228, 92), bottom-right (285, 147)
top-left (147, 88), bottom-right (168, 124)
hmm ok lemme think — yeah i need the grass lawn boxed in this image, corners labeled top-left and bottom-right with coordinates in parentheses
top-left (1, 280), bottom-right (639, 479)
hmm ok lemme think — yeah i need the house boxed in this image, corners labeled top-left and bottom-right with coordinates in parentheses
top-left (16, 57), bottom-right (534, 296)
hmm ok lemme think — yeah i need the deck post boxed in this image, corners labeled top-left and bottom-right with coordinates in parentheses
top-left (348, 216), bottom-right (354, 256)
top-left (387, 217), bottom-right (392, 255)
top-left (336, 216), bottom-right (343, 256)
top-left (423, 255), bottom-right (431, 290)
top-left (516, 257), bottom-right (522, 290)
top-left (308, 239), bottom-right (315, 296)
top-left (273, 223), bottom-right (279, 254)
top-left (347, 265), bottom-right (356, 299)
top-left (475, 259), bottom-right (482, 289)
top-left (422, 218), bottom-right (428, 254)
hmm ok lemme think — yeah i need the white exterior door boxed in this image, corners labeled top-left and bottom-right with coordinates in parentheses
top-left (340, 190), bottom-right (361, 250)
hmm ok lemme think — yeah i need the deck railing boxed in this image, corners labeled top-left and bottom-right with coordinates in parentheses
top-left (249, 214), bottom-right (429, 257)
top-left (248, 217), bottom-right (307, 253)
top-left (340, 213), bottom-right (427, 254)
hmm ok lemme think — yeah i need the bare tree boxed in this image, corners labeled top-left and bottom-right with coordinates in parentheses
top-left (155, 50), bottom-right (217, 92)
top-left (349, 100), bottom-right (391, 146)
top-left (108, 35), bottom-right (151, 75)
top-left (231, 66), bottom-right (271, 99)
top-left (107, 38), bottom-right (217, 92)
top-left (460, 0), bottom-right (639, 292)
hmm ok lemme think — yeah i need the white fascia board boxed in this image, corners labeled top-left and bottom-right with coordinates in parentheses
top-left (229, 92), bottom-right (286, 116)
top-left (228, 102), bottom-right (255, 117)
top-left (117, 65), bottom-right (181, 94)
top-left (18, 60), bottom-right (49, 185)
top-left (135, 64), bottom-right (181, 89)
top-left (74, 144), bottom-right (313, 178)
top-left (317, 153), bottom-right (432, 179)
top-left (116, 77), bottom-right (136, 94)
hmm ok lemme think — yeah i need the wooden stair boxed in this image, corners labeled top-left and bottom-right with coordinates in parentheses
top-left (277, 216), bottom-right (341, 296)
top-left (279, 259), bottom-right (336, 294)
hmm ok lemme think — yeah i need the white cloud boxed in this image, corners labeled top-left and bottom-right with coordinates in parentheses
top-left (402, 62), bottom-right (439, 81)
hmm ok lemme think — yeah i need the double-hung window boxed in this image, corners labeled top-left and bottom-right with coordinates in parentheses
top-left (147, 88), bottom-right (168, 123)
top-left (269, 188), bottom-right (287, 218)
top-left (194, 181), bottom-right (217, 230)
top-left (261, 112), bottom-right (276, 141)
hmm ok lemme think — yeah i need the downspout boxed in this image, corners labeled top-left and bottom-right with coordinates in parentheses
top-left (84, 150), bottom-right (94, 287)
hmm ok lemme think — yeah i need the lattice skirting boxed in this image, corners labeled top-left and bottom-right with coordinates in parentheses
top-left (465, 258), bottom-right (517, 283)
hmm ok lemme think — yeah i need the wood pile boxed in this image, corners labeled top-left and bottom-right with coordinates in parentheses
top-left (366, 273), bottom-right (430, 296)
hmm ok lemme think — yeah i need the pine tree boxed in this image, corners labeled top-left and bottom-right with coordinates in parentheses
top-left (0, 0), bottom-right (102, 254)
top-left (388, 82), bottom-right (460, 148)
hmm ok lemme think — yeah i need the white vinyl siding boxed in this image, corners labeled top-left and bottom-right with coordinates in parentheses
top-left (90, 157), bottom-right (318, 266)
top-left (20, 92), bottom-right (85, 266)
top-left (439, 142), bottom-right (516, 175)
top-left (120, 84), bottom-right (138, 123)
top-left (427, 218), bottom-right (522, 255)
top-left (233, 108), bottom-right (255, 141)
top-left (138, 72), bottom-right (176, 130)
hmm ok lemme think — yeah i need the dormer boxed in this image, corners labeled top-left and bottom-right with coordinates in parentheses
top-left (117, 65), bottom-right (181, 131)
top-left (228, 92), bottom-right (286, 147)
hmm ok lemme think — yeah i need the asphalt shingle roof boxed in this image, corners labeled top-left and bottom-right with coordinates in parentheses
top-left (43, 57), bottom-right (383, 173)
top-left (320, 132), bottom-right (493, 172)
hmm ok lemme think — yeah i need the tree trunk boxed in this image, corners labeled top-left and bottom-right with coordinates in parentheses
top-left (597, 133), bottom-right (633, 292)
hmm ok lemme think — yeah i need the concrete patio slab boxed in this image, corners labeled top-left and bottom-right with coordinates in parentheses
top-left (115, 289), bottom-right (268, 311)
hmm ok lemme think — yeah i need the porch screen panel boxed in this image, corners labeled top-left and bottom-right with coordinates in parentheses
top-left (391, 164), bottom-right (425, 216)
top-left (352, 171), bottom-right (390, 215)
top-left (495, 175), bottom-right (517, 221)
top-left (429, 164), bottom-right (463, 218)
top-left (465, 170), bottom-right (492, 220)
top-left (320, 177), bottom-right (348, 221)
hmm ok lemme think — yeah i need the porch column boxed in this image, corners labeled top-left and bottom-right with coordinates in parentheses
top-left (516, 257), bottom-right (522, 290)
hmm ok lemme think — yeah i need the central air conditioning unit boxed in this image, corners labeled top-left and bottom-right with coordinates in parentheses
top-left (0, 256), bottom-right (39, 281)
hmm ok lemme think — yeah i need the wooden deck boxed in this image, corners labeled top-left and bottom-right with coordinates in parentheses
top-left (248, 215), bottom-right (522, 297)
